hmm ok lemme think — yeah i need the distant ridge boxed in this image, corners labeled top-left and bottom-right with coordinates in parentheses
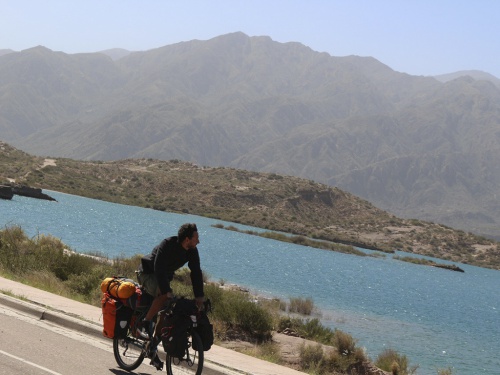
top-left (0, 49), bottom-right (14, 57)
top-left (434, 70), bottom-right (500, 86)
top-left (98, 48), bottom-right (133, 61)
top-left (1, 32), bottom-right (500, 240)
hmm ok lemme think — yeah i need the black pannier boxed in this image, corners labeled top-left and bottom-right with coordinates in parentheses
top-left (160, 313), bottom-right (190, 358)
top-left (193, 311), bottom-right (214, 351)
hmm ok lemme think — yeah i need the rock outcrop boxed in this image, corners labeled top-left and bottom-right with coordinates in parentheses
top-left (0, 185), bottom-right (13, 200)
top-left (432, 264), bottom-right (465, 272)
top-left (12, 185), bottom-right (56, 201)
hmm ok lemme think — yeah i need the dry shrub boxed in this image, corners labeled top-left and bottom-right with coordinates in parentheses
top-left (437, 368), bottom-right (453, 375)
top-left (299, 343), bottom-right (325, 372)
top-left (289, 297), bottom-right (314, 315)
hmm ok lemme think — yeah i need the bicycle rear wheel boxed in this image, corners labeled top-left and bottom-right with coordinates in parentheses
top-left (113, 335), bottom-right (146, 371)
top-left (166, 330), bottom-right (204, 375)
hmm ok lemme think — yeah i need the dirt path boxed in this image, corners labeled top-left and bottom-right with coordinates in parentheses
top-left (42, 158), bottom-right (57, 168)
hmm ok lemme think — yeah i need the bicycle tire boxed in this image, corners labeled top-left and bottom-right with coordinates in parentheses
top-left (166, 330), bottom-right (204, 375)
top-left (113, 335), bottom-right (146, 371)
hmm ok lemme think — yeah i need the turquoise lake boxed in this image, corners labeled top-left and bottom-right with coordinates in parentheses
top-left (1, 191), bottom-right (499, 375)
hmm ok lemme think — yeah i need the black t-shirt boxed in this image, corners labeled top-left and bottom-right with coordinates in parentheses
top-left (140, 236), bottom-right (204, 297)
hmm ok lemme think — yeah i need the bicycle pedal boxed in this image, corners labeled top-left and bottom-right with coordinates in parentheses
top-left (150, 355), bottom-right (163, 371)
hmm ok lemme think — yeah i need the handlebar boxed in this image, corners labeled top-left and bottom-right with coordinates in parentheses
top-left (159, 296), bottom-right (212, 315)
top-left (203, 299), bottom-right (212, 313)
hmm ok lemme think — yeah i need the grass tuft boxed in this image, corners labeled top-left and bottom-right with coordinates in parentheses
top-left (289, 296), bottom-right (315, 315)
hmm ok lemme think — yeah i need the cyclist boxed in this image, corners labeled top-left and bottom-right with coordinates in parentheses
top-left (137, 223), bottom-right (205, 339)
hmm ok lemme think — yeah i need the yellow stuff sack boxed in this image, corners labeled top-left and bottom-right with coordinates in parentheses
top-left (101, 276), bottom-right (137, 299)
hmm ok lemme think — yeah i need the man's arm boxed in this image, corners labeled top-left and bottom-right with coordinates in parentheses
top-left (188, 248), bottom-right (204, 300)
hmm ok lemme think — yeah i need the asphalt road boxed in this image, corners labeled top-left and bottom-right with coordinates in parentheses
top-left (0, 308), bottom-right (157, 375)
top-left (0, 304), bottom-right (222, 375)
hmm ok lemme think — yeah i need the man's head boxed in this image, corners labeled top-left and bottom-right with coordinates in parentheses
top-left (178, 223), bottom-right (199, 250)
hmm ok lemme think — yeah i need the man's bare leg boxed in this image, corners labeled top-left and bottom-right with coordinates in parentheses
top-left (146, 293), bottom-right (171, 321)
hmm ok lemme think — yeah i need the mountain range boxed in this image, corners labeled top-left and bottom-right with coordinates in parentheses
top-left (1, 32), bottom-right (500, 239)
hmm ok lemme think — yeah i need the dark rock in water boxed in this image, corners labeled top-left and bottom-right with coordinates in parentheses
top-left (12, 185), bottom-right (56, 201)
top-left (0, 185), bottom-right (14, 200)
top-left (432, 264), bottom-right (465, 272)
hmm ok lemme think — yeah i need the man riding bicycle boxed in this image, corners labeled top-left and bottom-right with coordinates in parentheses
top-left (137, 223), bottom-right (205, 339)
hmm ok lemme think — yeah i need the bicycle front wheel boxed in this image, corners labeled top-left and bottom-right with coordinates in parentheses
top-left (113, 335), bottom-right (146, 371)
top-left (166, 330), bottom-right (204, 375)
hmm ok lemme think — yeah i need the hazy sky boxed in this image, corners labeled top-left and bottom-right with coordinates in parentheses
top-left (2, 0), bottom-right (499, 78)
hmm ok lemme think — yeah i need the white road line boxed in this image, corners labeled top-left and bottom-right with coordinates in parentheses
top-left (0, 349), bottom-right (63, 375)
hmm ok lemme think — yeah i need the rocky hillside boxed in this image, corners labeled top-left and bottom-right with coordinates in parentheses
top-left (1, 141), bottom-right (498, 270)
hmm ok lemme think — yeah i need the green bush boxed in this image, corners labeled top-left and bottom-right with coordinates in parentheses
top-left (278, 316), bottom-right (335, 345)
top-left (206, 285), bottom-right (273, 341)
top-left (375, 349), bottom-right (418, 375)
top-left (65, 271), bottom-right (102, 301)
top-left (0, 226), bottom-right (68, 275)
top-left (51, 251), bottom-right (100, 281)
top-left (0, 225), bottom-right (37, 273)
top-left (0, 226), bottom-right (128, 301)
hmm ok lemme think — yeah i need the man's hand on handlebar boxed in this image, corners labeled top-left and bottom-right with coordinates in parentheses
top-left (195, 296), bottom-right (205, 311)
